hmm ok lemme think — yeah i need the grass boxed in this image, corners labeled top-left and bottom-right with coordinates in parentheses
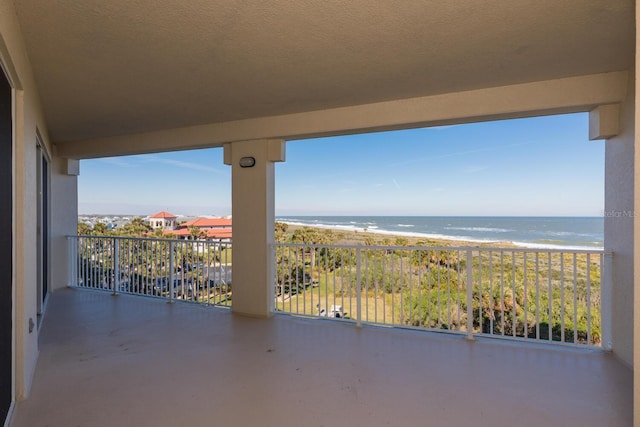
top-left (275, 275), bottom-right (398, 322)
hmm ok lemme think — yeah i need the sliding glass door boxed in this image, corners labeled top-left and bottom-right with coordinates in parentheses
top-left (0, 67), bottom-right (13, 425)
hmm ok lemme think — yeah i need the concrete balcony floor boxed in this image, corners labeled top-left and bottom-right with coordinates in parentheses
top-left (12, 288), bottom-right (631, 427)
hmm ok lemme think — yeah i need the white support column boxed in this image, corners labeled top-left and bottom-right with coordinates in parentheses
top-left (50, 156), bottom-right (79, 292)
top-left (224, 139), bottom-right (285, 317)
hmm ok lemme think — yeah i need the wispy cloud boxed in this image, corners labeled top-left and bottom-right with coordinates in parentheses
top-left (392, 179), bottom-right (401, 190)
top-left (324, 141), bottom-right (534, 181)
top-left (144, 155), bottom-right (228, 175)
top-left (99, 158), bottom-right (134, 167)
top-left (387, 141), bottom-right (534, 169)
top-left (429, 125), bottom-right (456, 131)
top-left (463, 166), bottom-right (489, 174)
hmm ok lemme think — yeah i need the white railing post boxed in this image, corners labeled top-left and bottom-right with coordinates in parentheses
top-left (356, 246), bottom-right (362, 327)
top-left (67, 236), bottom-right (73, 287)
top-left (168, 241), bottom-right (175, 304)
top-left (268, 242), bottom-right (275, 314)
top-left (601, 252), bottom-right (613, 350)
top-left (74, 237), bottom-right (79, 287)
top-left (113, 238), bottom-right (119, 296)
top-left (466, 249), bottom-right (474, 340)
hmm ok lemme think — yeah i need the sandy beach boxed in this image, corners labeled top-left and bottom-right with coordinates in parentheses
top-left (282, 222), bottom-right (517, 248)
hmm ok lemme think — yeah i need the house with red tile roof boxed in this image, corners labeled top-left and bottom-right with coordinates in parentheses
top-left (162, 216), bottom-right (232, 242)
top-left (181, 217), bottom-right (232, 229)
top-left (166, 227), bottom-right (232, 240)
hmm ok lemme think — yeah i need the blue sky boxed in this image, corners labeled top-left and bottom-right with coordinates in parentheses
top-left (78, 113), bottom-right (604, 216)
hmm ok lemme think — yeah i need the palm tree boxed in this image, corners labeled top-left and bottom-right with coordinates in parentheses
top-left (290, 227), bottom-right (330, 268)
top-left (188, 225), bottom-right (206, 240)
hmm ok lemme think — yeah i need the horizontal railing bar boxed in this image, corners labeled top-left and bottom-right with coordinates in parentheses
top-left (70, 235), bottom-right (232, 245)
top-left (71, 285), bottom-right (234, 309)
top-left (465, 329), bottom-right (607, 350)
top-left (272, 242), bottom-right (606, 254)
top-left (70, 236), bottom-right (606, 256)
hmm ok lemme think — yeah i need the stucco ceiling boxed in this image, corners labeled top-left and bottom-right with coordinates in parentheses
top-left (13, 0), bottom-right (635, 143)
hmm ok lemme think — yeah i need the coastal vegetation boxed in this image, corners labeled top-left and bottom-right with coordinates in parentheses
top-left (274, 223), bottom-right (602, 345)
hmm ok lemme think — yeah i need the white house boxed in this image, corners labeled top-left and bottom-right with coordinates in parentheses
top-left (147, 211), bottom-right (177, 230)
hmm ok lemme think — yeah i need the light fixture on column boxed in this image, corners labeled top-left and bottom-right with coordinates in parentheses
top-left (239, 156), bottom-right (255, 168)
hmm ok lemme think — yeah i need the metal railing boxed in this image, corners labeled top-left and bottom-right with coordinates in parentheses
top-left (69, 235), bottom-right (232, 307)
top-left (273, 243), bottom-right (609, 348)
top-left (68, 236), bottom-right (609, 348)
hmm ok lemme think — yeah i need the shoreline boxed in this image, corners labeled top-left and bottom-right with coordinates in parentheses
top-left (279, 221), bottom-right (604, 251)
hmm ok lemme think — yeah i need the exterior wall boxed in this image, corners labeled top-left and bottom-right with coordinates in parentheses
top-left (13, 89), bottom-right (39, 403)
top-left (0, 0), bottom-right (56, 404)
top-left (150, 218), bottom-right (175, 230)
top-left (605, 71), bottom-right (635, 368)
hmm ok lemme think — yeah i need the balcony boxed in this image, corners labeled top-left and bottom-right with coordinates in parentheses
top-left (1, 2), bottom-right (636, 425)
top-left (12, 286), bottom-right (631, 426)
top-left (10, 235), bottom-right (630, 426)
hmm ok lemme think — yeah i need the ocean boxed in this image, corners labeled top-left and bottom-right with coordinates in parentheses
top-left (275, 216), bottom-right (604, 249)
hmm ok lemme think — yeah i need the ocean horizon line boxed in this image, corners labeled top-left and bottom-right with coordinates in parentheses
top-left (277, 214), bottom-right (603, 218)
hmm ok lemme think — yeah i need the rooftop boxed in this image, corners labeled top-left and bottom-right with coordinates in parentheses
top-left (165, 227), bottom-right (232, 239)
top-left (181, 217), bottom-right (232, 228)
top-left (149, 211), bottom-right (177, 219)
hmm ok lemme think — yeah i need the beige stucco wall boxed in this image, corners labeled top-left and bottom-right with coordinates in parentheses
top-left (0, 0), bottom-right (63, 403)
top-left (13, 89), bottom-right (39, 402)
top-left (605, 71), bottom-right (635, 368)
